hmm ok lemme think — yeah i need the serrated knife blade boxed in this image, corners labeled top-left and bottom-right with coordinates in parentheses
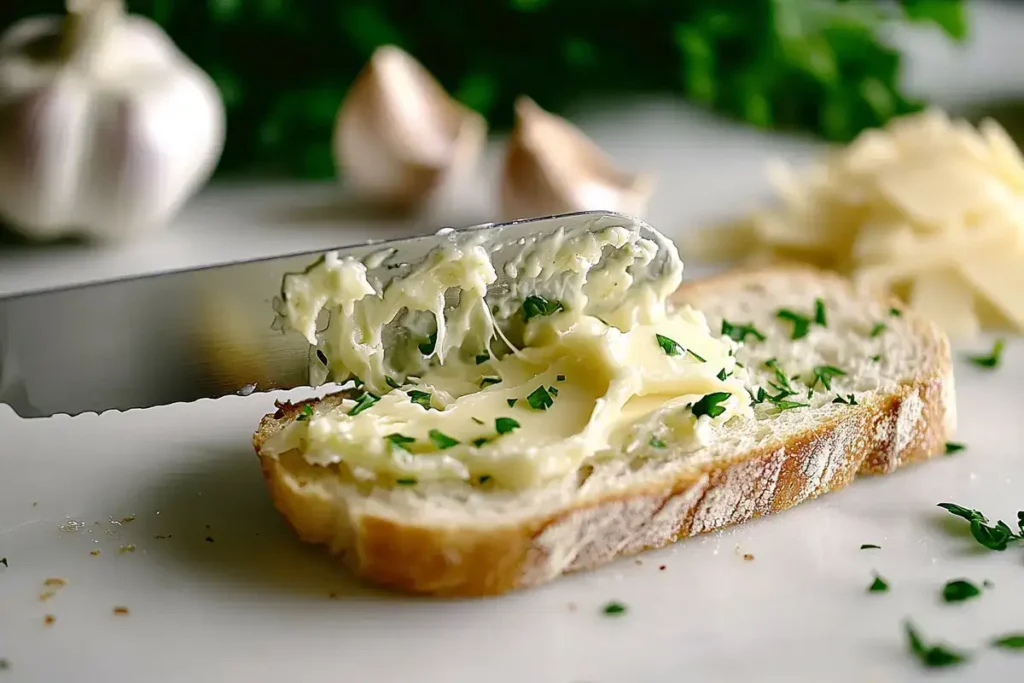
top-left (0, 211), bottom-right (668, 418)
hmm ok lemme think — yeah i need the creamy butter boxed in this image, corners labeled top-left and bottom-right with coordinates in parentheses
top-left (266, 221), bottom-right (752, 489)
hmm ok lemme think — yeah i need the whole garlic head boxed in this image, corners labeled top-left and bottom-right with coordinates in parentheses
top-left (333, 45), bottom-right (487, 214)
top-left (0, 0), bottom-right (225, 242)
top-left (500, 96), bottom-right (655, 221)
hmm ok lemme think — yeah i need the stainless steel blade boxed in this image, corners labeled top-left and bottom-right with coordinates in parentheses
top-left (0, 211), bottom-right (668, 418)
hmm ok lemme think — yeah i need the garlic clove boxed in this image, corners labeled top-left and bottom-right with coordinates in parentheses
top-left (499, 96), bottom-right (655, 221)
top-left (333, 45), bottom-right (487, 213)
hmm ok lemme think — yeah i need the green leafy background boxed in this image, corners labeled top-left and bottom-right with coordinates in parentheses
top-left (0, 0), bottom-right (965, 179)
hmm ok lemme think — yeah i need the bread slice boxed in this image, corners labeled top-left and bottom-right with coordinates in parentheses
top-left (253, 267), bottom-right (954, 596)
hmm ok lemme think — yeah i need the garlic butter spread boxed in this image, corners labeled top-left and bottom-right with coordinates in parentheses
top-left (265, 223), bottom-right (753, 489)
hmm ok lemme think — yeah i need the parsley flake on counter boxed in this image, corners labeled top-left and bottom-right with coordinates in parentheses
top-left (395, 478), bottom-right (417, 486)
top-left (527, 386), bottom-right (554, 411)
top-left (428, 429), bottom-right (460, 450)
top-left (777, 309), bottom-right (811, 340)
top-left (480, 376), bottom-right (501, 388)
top-left (944, 442), bottom-right (965, 455)
top-left (860, 544), bottom-right (880, 550)
top-left (942, 579), bottom-right (981, 603)
top-left (386, 433), bottom-right (415, 451)
top-left (905, 621), bottom-right (968, 668)
top-left (0, 658), bottom-right (8, 670)
top-left (507, 398), bottom-right (517, 408)
top-left (870, 322), bottom-right (886, 338)
top-left (833, 394), bottom-right (857, 405)
top-left (991, 634), bottom-right (1024, 650)
top-left (495, 417), bottom-right (520, 435)
top-left (297, 404), bottom-right (314, 421)
top-left (649, 437), bottom-right (666, 449)
top-left (407, 389), bottom-right (434, 410)
top-left (602, 601), bottom-right (627, 616)
top-left (813, 298), bottom-right (827, 326)
top-left (557, 374), bottom-right (565, 381)
top-left (691, 392), bottom-right (731, 419)
top-left (721, 320), bottom-right (766, 343)
top-left (350, 392), bottom-right (382, 416)
top-left (966, 338), bottom-right (1005, 369)
top-left (475, 352), bottom-right (490, 365)
top-left (813, 365), bottom-right (846, 391)
top-left (655, 333), bottom-right (683, 356)
top-left (385, 376), bottom-right (401, 389)
top-left (477, 475), bottom-right (492, 485)
top-left (522, 295), bottom-right (564, 322)
top-left (419, 332), bottom-right (437, 355)
top-left (748, 387), bottom-right (767, 404)
top-left (937, 503), bottom-right (1023, 551)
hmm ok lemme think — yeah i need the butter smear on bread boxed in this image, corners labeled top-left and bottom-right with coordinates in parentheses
top-left (263, 223), bottom-right (752, 490)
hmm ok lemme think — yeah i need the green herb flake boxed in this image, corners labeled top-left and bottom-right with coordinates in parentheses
top-left (813, 365), bottom-right (847, 391)
top-left (480, 376), bottom-right (502, 388)
top-left (991, 634), bottom-right (1024, 650)
top-left (348, 392), bottom-right (380, 416)
top-left (966, 339), bottom-right (1005, 369)
top-left (763, 358), bottom-right (796, 396)
top-left (428, 429), bottom-right (460, 450)
top-left (649, 437), bottom-right (666, 449)
top-left (548, 385), bottom-right (559, 396)
top-left (944, 442), bottom-right (965, 455)
top-left (556, 374), bottom-right (566, 381)
top-left (889, 307), bottom-right (902, 317)
top-left (936, 503), bottom-right (1023, 551)
top-left (691, 392), bottom-right (731, 419)
top-left (495, 417), bottom-right (520, 435)
top-left (748, 387), bottom-right (767, 404)
top-left (777, 309), bottom-right (811, 340)
top-left (942, 579), bottom-right (981, 603)
top-left (475, 352), bottom-right (490, 365)
top-left (832, 394), bottom-right (857, 405)
top-left (716, 368), bottom-right (728, 381)
top-left (522, 295), bottom-right (564, 322)
top-left (814, 298), bottom-right (827, 327)
top-left (395, 477), bottom-right (417, 486)
top-left (721, 320), bottom-right (766, 343)
top-left (407, 389), bottom-right (433, 410)
top-left (655, 333), bottom-right (684, 356)
top-left (385, 376), bottom-right (401, 389)
top-left (860, 544), bottom-right (880, 550)
top-left (418, 332), bottom-right (437, 356)
top-left (870, 354), bottom-right (882, 362)
top-left (527, 386), bottom-right (554, 411)
top-left (297, 404), bottom-right (314, 421)
top-left (868, 573), bottom-right (889, 593)
top-left (870, 322), bottom-right (887, 338)
top-left (602, 601), bottom-right (627, 616)
top-left (507, 398), bottom-right (517, 408)
top-left (385, 433), bottom-right (415, 451)
top-left (472, 437), bottom-right (490, 448)
top-left (477, 474), bottom-right (492, 484)
top-left (471, 417), bottom-right (484, 425)
top-left (772, 399), bottom-right (809, 411)
top-left (905, 621), bottom-right (968, 668)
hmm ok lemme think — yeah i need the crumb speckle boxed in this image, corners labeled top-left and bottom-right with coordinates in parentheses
top-left (567, 602), bottom-right (577, 612)
top-left (327, 592), bottom-right (339, 599)
top-left (112, 606), bottom-right (129, 616)
top-left (119, 516), bottom-right (135, 524)
top-left (118, 544), bottom-right (136, 554)
top-left (43, 615), bottom-right (55, 626)
top-left (44, 578), bottom-right (67, 587)
top-left (32, 502), bottom-right (37, 507)
top-left (154, 535), bottom-right (172, 540)
top-left (205, 524), bottom-right (211, 530)
top-left (204, 536), bottom-right (215, 543)
top-left (658, 565), bottom-right (666, 571)
top-left (60, 520), bottom-right (85, 533)
top-left (983, 579), bottom-right (994, 589)
top-left (90, 549), bottom-right (100, 557)
top-left (634, 559), bottom-right (643, 566)
top-left (743, 553), bottom-right (755, 561)
top-left (39, 592), bottom-right (54, 602)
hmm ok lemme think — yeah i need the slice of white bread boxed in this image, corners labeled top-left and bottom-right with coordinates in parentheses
top-left (253, 267), bottom-right (954, 596)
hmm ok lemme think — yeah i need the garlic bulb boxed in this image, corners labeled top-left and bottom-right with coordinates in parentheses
top-left (0, 0), bottom-right (225, 242)
top-left (333, 45), bottom-right (487, 213)
top-left (499, 96), bottom-right (655, 221)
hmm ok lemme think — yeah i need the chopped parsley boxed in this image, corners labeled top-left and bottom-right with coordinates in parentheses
top-left (721, 320), bottom-right (766, 343)
top-left (944, 442), bottom-right (965, 455)
top-left (348, 392), bottom-right (380, 416)
top-left (748, 387), bottom-right (767, 404)
top-left (860, 544), bottom-right (880, 550)
top-left (395, 477), bottom-right (417, 486)
top-left (472, 437), bottom-right (490, 447)
top-left (495, 417), bottom-right (520, 435)
top-left (773, 399), bottom-right (809, 411)
top-left (480, 376), bottom-right (502, 388)
top-left (905, 621), bottom-right (968, 668)
top-left (602, 601), bottom-right (627, 616)
top-left (507, 398), bottom-right (517, 408)
top-left (471, 417), bottom-right (485, 425)
top-left (870, 354), bottom-right (881, 362)
top-left (870, 322), bottom-right (887, 338)
top-left (814, 298), bottom-right (827, 327)
top-left (297, 404), bottom-right (314, 421)
top-left (477, 475), bottom-right (492, 484)
top-left (527, 386), bottom-right (554, 411)
top-left (385, 376), bottom-right (401, 389)
top-left (868, 573), bottom-right (889, 593)
top-left (691, 392), bottom-right (731, 419)
top-left (832, 394), bottom-right (857, 405)
top-left (942, 579), bottom-right (981, 603)
top-left (475, 352), bottom-right (490, 365)
top-left (889, 307), bottom-right (902, 317)
top-left (0, 557), bottom-right (7, 567)
top-left (655, 333), bottom-right (683, 356)
top-left (407, 389), bottom-right (433, 410)
top-left (776, 309), bottom-right (811, 340)
top-left (764, 358), bottom-right (796, 396)
top-left (556, 374), bottom-right (565, 381)
top-left (991, 634), bottom-right (1024, 650)
top-left (937, 503), bottom-right (1023, 551)
top-left (548, 385), bottom-right (559, 396)
top-left (418, 332), bottom-right (437, 355)
top-left (688, 349), bottom-right (707, 362)
top-left (649, 437), bottom-right (666, 448)
top-left (428, 429), bottom-right (460, 450)
top-left (812, 365), bottom-right (846, 391)
top-left (966, 339), bottom-right (1005, 369)
top-left (385, 433), bottom-right (415, 451)
top-left (716, 368), bottom-right (728, 381)
top-left (522, 295), bottom-right (564, 322)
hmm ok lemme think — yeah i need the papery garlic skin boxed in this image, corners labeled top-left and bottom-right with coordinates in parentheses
top-left (333, 45), bottom-right (486, 213)
top-left (0, 0), bottom-right (225, 241)
top-left (500, 96), bottom-right (655, 222)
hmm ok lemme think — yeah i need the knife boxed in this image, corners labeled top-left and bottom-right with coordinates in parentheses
top-left (0, 211), bottom-right (674, 418)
